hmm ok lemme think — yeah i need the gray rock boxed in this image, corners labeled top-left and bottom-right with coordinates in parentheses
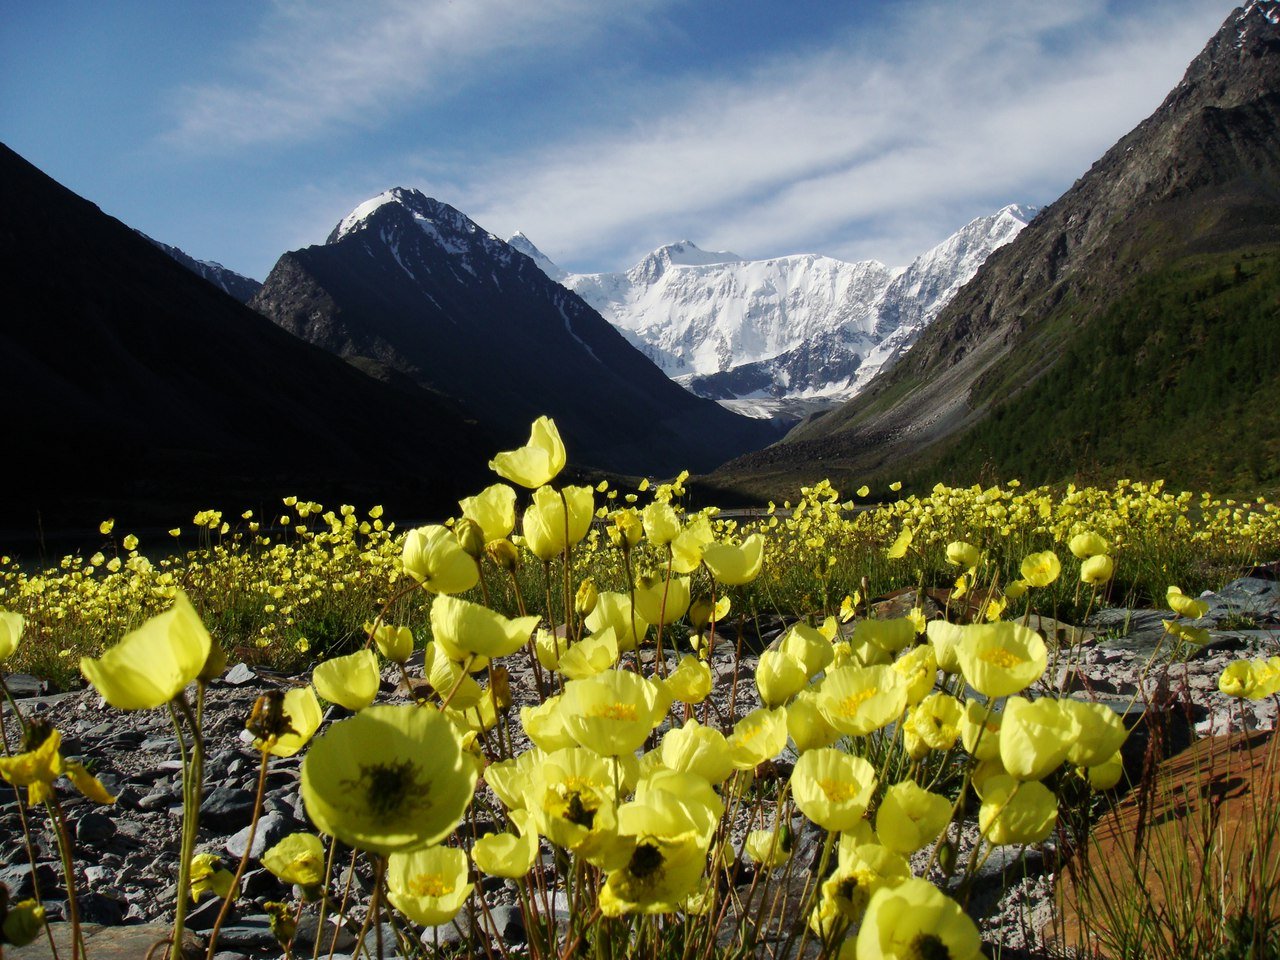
top-left (223, 662), bottom-right (259, 686)
top-left (225, 810), bottom-right (288, 859)
top-left (74, 811), bottom-right (117, 844)
top-left (201, 785), bottom-right (258, 830)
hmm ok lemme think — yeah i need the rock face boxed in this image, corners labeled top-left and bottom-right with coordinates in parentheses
top-left (250, 190), bottom-right (780, 476)
top-left (0, 144), bottom-right (493, 533)
top-left (718, 1), bottom-right (1280, 494)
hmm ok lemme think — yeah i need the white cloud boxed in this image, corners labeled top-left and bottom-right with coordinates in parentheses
top-left (455, 0), bottom-right (1238, 271)
top-left (164, 0), bottom-right (667, 150)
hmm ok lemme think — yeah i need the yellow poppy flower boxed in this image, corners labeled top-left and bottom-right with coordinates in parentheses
top-left (401, 525), bottom-right (479, 594)
top-left (1166, 585), bottom-right (1209, 620)
top-left (488, 416), bottom-right (566, 488)
top-left (526, 747), bottom-right (619, 864)
top-left (472, 826), bottom-right (537, 879)
top-left (189, 853), bottom-right (237, 902)
top-left (0, 610), bottom-right (23, 661)
top-left (64, 760), bottom-right (116, 804)
top-left (670, 513), bottom-right (715, 574)
top-left (1081, 750), bottom-right (1125, 790)
top-left (560, 669), bottom-right (667, 756)
top-left (745, 828), bottom-right (792, 869)
top-left (0, 727), bottom-right (64, 804)
top-left (459, 483), bottom-right (517, 542)
top-left (585, 592), bottom-right (649, 652)
top-left (1, 899), bottom-right (45, 947)
top-left (1061, 700), bottom-right (1127, 768)
top-left (875, 781), bottom-right (952, 854)
top-left (80, 591), bottom-right (212, 710)
top-left (903, 692), bottom-right (963, 753)
top-left (925, 620), bottom-right (965, 674)
top-left (554, 628), bottom-right (619, 681)
top-left (522, 484), bottom-right (594, 561)
top-left (664, 655), bottom-right (712, 704)
top-left (261, 833), bottom-right (326, 888)
top-left (855, 877), bottom-right (981, 960)
top-left (259, 686), bottom-right (323, 757)
top-left (853, 619), bottom-right (916, 655)
top-left (978, 775), bottom-right (1057, 845)
top-left (701, 534), bottom-right (765, 585)
top-left (599, 814), bottom-right (706, 916)
top-left (386, 845), bottom-right (473, 926)
top-left (999, 696), bottom-right (1081, 781)
top-left (430, 594), bottom-right (540, 661)
top-left (1080, 554), bottom-right (1114, 586)
top-left (959, 700), bottom-right (1003, 760)
top-left (658, 719), bottom-right (734, 785)
top-left (780, 623), bottom-right (836, 677)
top-left (818, 665), bottom-right (908, 737)
top-left (886, 528), bottom-right (913, 560)
top-left (633, 575), bottom-right (691, 626)
top-left (891, 644), bottom-right (937, 706)
top-left (367, 622), bottom-right (415, 664)
top-left (642, 501), bottom-right (681, 546)
top-left (945, 541), bottom-right (981, 568)
top-left (790, 747), bottom-right (876, 832)
top-left (483, 750), bottom-right (544, 811)
top-left (727, 706), bottom-right (789, 769)
top-left (301, 704), bottom-right (477, 855)
top-left (785, 688), bottom-right (842, 753)
top-left (520, 696), bottom-right (578, 751)
top-left (312, 649), bottom-right (380, 712)
top-left (1068, 531), bottom-right (1107, 559)
top-left (814, 842), bottom-right (909, 936)
top-left (756, 649), bottom-right (808, 707)
top-left (954, 622), bottom-right (1046, 699)
top-left (1020, 551), bottom-right (1061, 588)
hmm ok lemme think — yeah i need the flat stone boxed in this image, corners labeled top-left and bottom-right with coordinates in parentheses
top-left (1053, 729), bottom-right (1280, 955)
top-left (222, 662), bottom-right (259, 686)
top-left (200, 785), bottom-right (258, 830)
top-left (6, 922), bottom-right (203, 959)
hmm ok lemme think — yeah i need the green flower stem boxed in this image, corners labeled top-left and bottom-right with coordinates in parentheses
top-left (325, 848), bottom-right (360, 960)
top-left (169, 690), bottom-right (205, 960)
top-left (350, 855), bottom-right (384, 960)
top-left (46, 794), bottom-right (85, 960)
top-left (310, 836), bottom-right (342, 960)
top-left (0, 684), bottom-right (60, 959)
top-left (205, 746), bottom-right (271, 959)
top-left (789, 827), bottom-right (836, 960)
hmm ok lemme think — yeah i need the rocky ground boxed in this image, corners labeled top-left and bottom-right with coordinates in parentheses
top-left (2, 570), bottom-right (1278, 959)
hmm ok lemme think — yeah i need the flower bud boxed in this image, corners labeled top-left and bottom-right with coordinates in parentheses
top-left (2, 898), bottom-right (45, 947)
top-left (454, 518), bottom-right (486, 559)
top-left (485, 539), bottom-right (519, 572)
top-left (575, 578), bottom-right (599, 616)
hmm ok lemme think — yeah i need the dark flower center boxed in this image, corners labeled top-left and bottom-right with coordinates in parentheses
top-left (628, 841), bottom-right (664, 879)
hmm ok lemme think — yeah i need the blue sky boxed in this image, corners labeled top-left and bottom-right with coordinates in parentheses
top-left (1, 0), bottom-right (1241, 281)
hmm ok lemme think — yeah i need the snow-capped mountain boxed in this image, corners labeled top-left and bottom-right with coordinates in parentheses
top-left (251, 188), bottom-right (778, 475)
top-left (515, 205), bottom-right (1034, 418)
top-left (137, 230), bottom-right (262, 303)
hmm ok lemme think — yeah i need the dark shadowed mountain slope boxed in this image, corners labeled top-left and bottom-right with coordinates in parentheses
top-left (250, 190), bottom-right (780, 476)
top-left (138, 231), bottom-right (263, 303)
top-left (0, 143), bottom-right (493, 536)
top-left (710, 1), bottom-right (1280, 500)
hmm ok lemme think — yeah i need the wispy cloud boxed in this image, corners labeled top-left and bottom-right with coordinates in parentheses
top-left (164, 0), bottom-right (666, 151)
top-left (455, 0), bottom-right (1236, 270)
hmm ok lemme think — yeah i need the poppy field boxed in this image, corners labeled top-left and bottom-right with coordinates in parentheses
top-left (2, 416), bottom-right (1279, 959)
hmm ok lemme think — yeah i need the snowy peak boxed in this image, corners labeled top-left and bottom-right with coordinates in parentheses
top-left (507, 231), bottom-right (566, 281)
top-left (530, 206), bottom-right (1030, 419)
